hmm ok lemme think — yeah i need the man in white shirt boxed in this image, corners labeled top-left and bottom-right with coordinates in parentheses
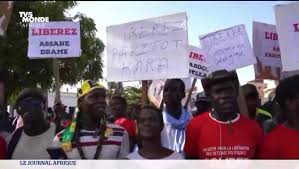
top-left (161, 79), bottom-right (192, 154)
top-left (8, 88), bottom-right (55, 159)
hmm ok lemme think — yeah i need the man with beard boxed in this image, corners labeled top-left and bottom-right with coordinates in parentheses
top-left (8, 88), bottom-right (55, 159)
top-left (51, 80), bottom-right (130, 159)
top-left (184, 70), bottom-right (263, 159)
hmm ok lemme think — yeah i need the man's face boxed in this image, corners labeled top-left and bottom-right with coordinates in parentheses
top-left (138, 109), bottom-right (162, 139)
top-left (17, 97), bottom-right (45, 126)
top-left (80, 88), bottom-right (107, 120)
top-left (109, 98), bottom-right (126, 118)
top-left (209, 81), bottom-right (238, 114)
top-left (245, 94), bottom-right (261, 118)
top-left (163, 80), bottom-right (185, 105)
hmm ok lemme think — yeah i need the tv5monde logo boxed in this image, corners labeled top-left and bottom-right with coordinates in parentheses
top-left (19, 11), bottom-right (49, 28)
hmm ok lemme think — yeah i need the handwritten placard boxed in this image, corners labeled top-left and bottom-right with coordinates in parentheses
top-left (199, 25), bottom-right (256, 72)
top-left (275, 2), bottom-right (299, 71)
top-left (106, 12), bottom-right (189, 82)
top-left (27, 21), bottom-right (81, 59)
top-left (189, 45), bottom-right (209, 79)
top-left (253, 21), bottom-right (282, 80)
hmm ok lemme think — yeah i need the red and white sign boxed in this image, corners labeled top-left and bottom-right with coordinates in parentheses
top-left (189, 45), bottom-right (209, 79)
top-left (253, 21), bottom-right (282, 80)
top-left (27, 21), bottom-right (81, 59)
top-left (275, 2), bottom-right (299, 71)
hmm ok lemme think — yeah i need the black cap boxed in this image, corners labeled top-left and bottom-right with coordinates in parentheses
top-left (242, 84), bottom-right (259, 97)
top-left (15, 88), bottom-right (46, 106)
top-left (201, 69), bottom-right (239, 93)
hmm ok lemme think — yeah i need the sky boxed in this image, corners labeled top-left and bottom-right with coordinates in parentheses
top-left (62, 1), bottom-right (287, 93)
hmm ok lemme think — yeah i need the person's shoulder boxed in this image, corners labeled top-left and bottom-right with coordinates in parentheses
top-left (166, 151), bottom-right (184, 159)
top-left (189, 112), bottom-right (210, 126)
top-left (238, 114), bottom-right (263, 134)
top-left (239, 114), bottom-right (260, 126)
top-left (262, 124), bottom-right (285, 144)
top-left (266, 124), bottom-right (285, 136)
top-left (126, 151), bottom-right (141, 159)
top-left (107, 123), bottom-right (126, 133)
top-left (0, 136), bottom-right (5, 144)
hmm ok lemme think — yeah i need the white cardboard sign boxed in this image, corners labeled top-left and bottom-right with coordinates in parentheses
top-left (189, 45), bottom-right (209, 79)
top-left (199, 24), bottom-right (256, 72)
top-left (106, 12), bottom-right (189, 82)
top-left (28, 21), bottom-right (81, 59)
top-left (253, 21), bottom-right (282, 80)
top-left (275, 2), bottom-right (299, 71)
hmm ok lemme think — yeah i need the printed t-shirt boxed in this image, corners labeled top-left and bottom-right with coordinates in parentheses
top-left (184, 112), bottom-right (263, 159)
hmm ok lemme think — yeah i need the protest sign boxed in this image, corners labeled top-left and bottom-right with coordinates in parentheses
top-left (106, 12), bottom-right (189, 82)
top-left (0, 1), bottom-right (13, 36)
top-left (148, 78), bottom-right (194, 108)
top-left (275, 2), bottom-right (299, 71)
top-left (189, 45), bottom-right (209, 79)
top-left (27, 21), bottom-right (81, 59)
top-left (253, 21), bottom-right (282, 80)
top-left (199, 24), bottom-right (256, 72)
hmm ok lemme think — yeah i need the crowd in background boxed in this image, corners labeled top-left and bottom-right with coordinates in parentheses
top-left (0, 69), bottom-right (298, 159)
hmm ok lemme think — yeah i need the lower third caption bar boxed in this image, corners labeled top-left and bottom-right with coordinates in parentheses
top-left (19, 160), bottom-right (77, 166)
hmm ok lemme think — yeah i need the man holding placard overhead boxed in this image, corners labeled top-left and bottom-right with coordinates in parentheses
top-left (184, 70), bottom-right (263, 159)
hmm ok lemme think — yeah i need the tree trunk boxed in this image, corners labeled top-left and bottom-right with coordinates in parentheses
top-left (141, 80), bottom-right (149, 107)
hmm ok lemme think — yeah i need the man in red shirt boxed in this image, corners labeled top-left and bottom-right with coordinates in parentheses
top-left (184, 70), bottom-right (263, 159)
top-left (259, 75), bottom-right (299, 159)
top-left (109, 96), bottom-right (136, 152)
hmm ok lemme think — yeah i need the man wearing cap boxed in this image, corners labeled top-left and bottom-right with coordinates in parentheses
top-left (51, 80), bottom-right (130, 159)
top-left (193, 92), bottom-right (211, 117)
top-left (184, 70), bottom-right (263, 159)
top-left (242, 84), bottom-right (272, 127)
top-left (8, 88), bottom-right (56, 159)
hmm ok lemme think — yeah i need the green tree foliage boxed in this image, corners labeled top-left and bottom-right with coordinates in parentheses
top-left (107, 82), bottom-right (124, 100)
top-left (122, 86), bottom-right (142, 111)
top-left (0, 1), bottom-right (105, 104)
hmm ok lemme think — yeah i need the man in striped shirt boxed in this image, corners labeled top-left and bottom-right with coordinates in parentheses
top-left (51, 80), bottom-right (130, 159)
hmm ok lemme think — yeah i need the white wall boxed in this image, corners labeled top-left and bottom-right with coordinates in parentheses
top-left (47, 92), bottom-right (77, 111)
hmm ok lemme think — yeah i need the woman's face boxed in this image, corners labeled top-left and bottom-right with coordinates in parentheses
top-left (137, 109), bottom-right (163, 139)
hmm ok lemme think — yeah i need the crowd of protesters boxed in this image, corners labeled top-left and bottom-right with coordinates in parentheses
top-left (0, 69), bottom-right (298, 159)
